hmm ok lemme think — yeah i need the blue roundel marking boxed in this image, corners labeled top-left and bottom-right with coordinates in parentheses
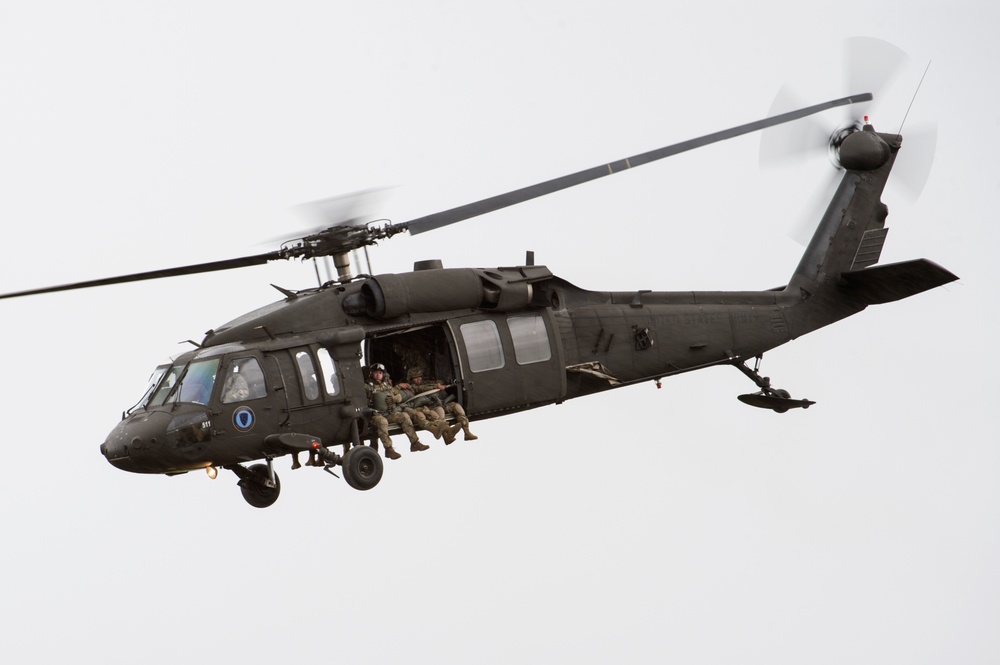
top-left (233, 407), bottom-right (256, 432)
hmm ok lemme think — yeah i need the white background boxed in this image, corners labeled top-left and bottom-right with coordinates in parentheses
top-left (0, 2), bottom-right (995, 663)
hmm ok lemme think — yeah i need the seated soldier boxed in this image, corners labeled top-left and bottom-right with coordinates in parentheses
top-left (366, 363), bottom-right (429, 459)
top-left (393, 380), bottom-right (459, 445)
top-left (401, 366), bottom-right (478, 441)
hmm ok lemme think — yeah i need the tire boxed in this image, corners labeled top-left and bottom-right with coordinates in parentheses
top-left (773, 388), bottom-right (791, 413)
top-left (239, 463), bottom-right (281, 508)
top-left (342, 446), bottom-right (383, 491)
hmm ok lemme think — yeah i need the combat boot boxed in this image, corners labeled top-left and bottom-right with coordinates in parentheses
top-left (442, 423), bottom-right (461, 445)
top-left (407, 430), bottom-right (430, 452)
top-left (424, 420), bottom-right (444, 440)
top-left (384, 445), bottom-right (401, 460)
top-left (457, 416), bottom-right (477, 441)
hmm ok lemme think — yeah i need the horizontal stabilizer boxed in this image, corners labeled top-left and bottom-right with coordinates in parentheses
top-left (840, 259), bottom-right (958, 305)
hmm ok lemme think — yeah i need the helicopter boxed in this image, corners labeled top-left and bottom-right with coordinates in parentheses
top-left (0, 90), bottom-right (956, 508)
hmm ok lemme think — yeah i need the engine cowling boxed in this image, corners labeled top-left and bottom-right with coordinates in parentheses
top-left (351, 267), bottom-right (540, 319)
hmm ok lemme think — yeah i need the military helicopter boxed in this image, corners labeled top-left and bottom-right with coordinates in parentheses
top-left (0, 85), bottom-right (956, 508)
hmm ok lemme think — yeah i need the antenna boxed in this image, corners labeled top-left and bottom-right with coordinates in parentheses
top-left (898, 61), bottom-right (932, 135)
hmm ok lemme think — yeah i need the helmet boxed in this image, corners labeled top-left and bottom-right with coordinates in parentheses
top-left (370, 363), bottom-right (386, 372)
top-left (407, 366), bottom-right (427, 380)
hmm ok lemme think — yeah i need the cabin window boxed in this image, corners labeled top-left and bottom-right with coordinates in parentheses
top-left (221, 357), bottom-right (268, 404)
top-left (461, 320), bottom-right (505, 372)
top-left (317, 348), bottom-right (341, 397)
top-left (508, 314), bottom-right (552, 365)
top-left (295, 350), bottom-right (320, 400)
top-left (176, 358), bottom-right (220, 406)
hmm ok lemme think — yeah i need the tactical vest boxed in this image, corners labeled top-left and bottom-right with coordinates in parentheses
top-left (369, 385), bottom-right (392, 413)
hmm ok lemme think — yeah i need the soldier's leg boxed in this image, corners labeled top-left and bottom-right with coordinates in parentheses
top-left (405, 407), bottom-right (442, 439)
top-left (372, 414), bottom-right (401, 460)
top-left (447, 403), bottom-right (477, 440)
top-left (391, 412), bottom-right (428, 452)
top-left (416, 406), bottom-right (455, 444)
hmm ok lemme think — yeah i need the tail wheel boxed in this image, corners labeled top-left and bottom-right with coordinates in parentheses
top-left (342, 445), bottom-right (383, 491)
top-left (239, 463), bottom-right (281, 508)
top-left (773, 388), bottom-right (791, 413)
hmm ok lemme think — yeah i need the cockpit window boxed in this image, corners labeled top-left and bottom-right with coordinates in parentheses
top-left (221, 357), bottom-right (268, 404)
top-left (147, 359), bottom-right (219, 407)
top-left (148, 364), bottom-right (185, 407)
top-left (177, 359), bottom-right (220, 405)
top-left (129, 364), bottom-right (170, 414)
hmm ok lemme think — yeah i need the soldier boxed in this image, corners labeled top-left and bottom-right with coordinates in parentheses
top-left (401, 366), bottom-right (478, 442)
top-left (394, 382), bottom-right (459, 445)
top-left (366, 363), bottom-right (429, 459)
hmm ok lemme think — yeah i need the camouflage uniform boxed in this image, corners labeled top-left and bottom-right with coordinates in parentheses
top-left (406, 370), bottom-right (477, 441)
top-left (366, 372), bottom-right (429, 458)
top-left (395, 386), bottom-right (458, 445)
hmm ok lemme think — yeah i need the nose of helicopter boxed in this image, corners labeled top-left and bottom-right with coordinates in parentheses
top-left (100, 411), bottom-right (172, 474)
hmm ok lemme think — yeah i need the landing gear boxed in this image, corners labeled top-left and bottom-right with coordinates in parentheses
top-left (230, 422), bottom-right (383, 506)
top-left (342, 445), bottom-right (383, 491)
top-left (734, 355), bottom-right (815, 413)
top-left (234, 462), bottom-right (281, 508)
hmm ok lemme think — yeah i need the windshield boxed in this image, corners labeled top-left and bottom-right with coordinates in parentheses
top-left (147, 358), bottom-right (220, 407)
top-left (128, 364), bottom-right (170, 414)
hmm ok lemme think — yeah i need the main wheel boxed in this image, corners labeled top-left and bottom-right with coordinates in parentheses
top-left (342, 445), bottom-right (383, 491)
top-left (239, 463), bottom-right (281, 508)
top-left (773, 388), bottom-right (791, 413)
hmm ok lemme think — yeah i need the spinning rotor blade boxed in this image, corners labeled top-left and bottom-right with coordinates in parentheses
top-left (892, 122), bottom-right (937, 200)
top-left (843, 36), bottom-right (907, 120)
top-left (397, 93), bottom-right (872, 236)
top-left (0, 190), bottom-right (393, 300)
top-left (760, 37), bottom-right (935, 244)
top-left (761, 37), bottom-right (908, 170)
top-left (0, 252), bottom-right (283, 300)
top-left (0, 94), bottom-right (873, 300)
top-left (285, 187), bottom-right (391, 240)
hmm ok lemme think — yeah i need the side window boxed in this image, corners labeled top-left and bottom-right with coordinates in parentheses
top-left (317, 348), bottom-right (341, 397)
top-left (295, 350), bottom-right (320, 400)
top-left (221, 357), bottom-right (268, 404)
top-left (507, 314), bottom-right (552, 365)
top-left (461, 320), bottom-right (505, 372)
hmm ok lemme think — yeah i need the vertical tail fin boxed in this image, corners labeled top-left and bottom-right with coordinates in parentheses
top-left (787, 125), bottom-right (900, 300)
top-left (782, 124), bottom-right (957, 337)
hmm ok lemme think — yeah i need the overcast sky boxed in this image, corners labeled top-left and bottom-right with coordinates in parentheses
top-left (1, 2), bottom-right (996, 663)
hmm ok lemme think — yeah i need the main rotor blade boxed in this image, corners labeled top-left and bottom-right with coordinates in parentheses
top-left (0, 251), bottom-right (281, 300)
top-left (400, 93), bottom-right (873, 235)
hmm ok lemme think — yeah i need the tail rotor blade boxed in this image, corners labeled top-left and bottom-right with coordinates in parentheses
top-left (843, 36), bottom-right (908, 123)
top-left (892, 122), bottom-right (937, 201)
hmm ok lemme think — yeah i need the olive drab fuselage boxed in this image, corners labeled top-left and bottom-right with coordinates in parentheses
top-left (96, 121), bottom-right (957, 507)
top-left (99, 262), bottom-right (797, 475)
top-left (0, 86), bottom-right (953, 507)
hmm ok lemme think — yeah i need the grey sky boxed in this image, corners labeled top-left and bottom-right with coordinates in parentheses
top-left (0, 2), bottom-right (995, 663)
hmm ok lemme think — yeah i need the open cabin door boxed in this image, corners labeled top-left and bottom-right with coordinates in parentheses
top-left (448, 309), bottom-right (565, 416)
top-left (365, 324), bottom-right (464, 400)
top-left (363, 311), bottom-right (565, 418)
